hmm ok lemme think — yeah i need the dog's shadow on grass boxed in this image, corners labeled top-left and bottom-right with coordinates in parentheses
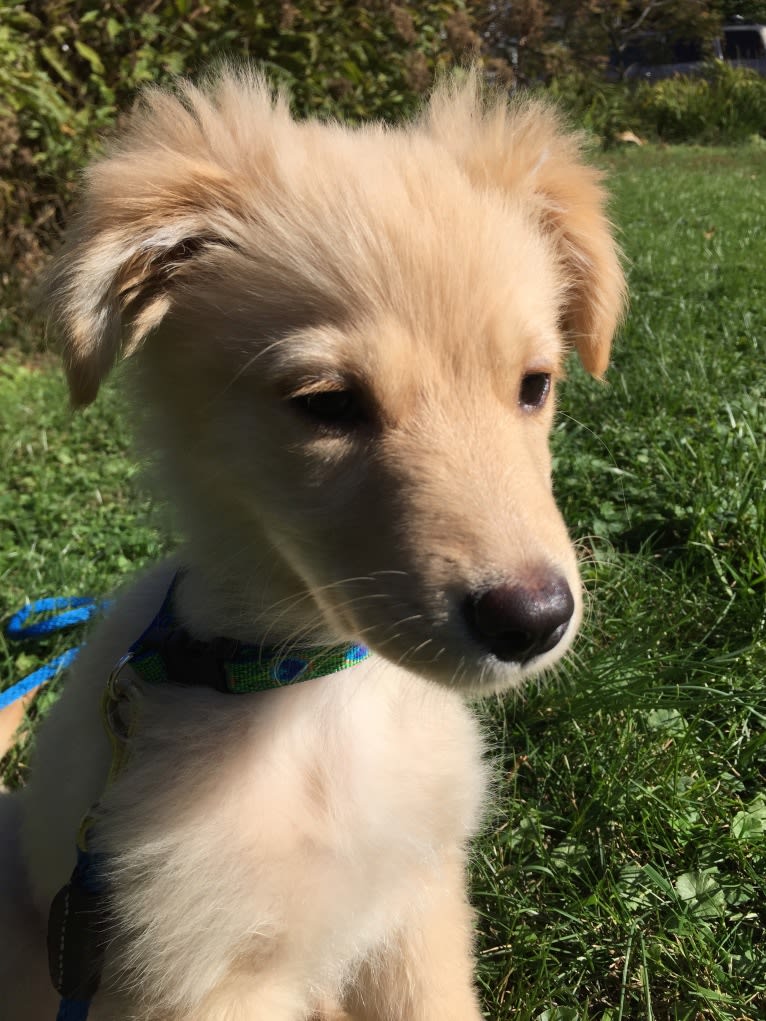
top-left (614, 516), bottom-right (693, 561)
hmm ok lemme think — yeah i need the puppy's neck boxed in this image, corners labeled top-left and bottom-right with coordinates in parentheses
top-left (172, 548), bottom-right (336, 649)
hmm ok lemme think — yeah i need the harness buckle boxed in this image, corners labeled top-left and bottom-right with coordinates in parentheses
top-left (104, 653), bottom-right (136, 742)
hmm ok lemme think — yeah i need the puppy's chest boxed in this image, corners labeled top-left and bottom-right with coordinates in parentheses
top-left (233, 676), bottom-right (489, 944)
top-left (102, 675), bottom-right (487, 991)
top-left (249, 674), bottom-right (489, 862)
top-left (121, 671), bottom-right (487, 862)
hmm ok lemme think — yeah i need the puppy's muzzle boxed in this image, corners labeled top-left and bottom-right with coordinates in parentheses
top-left (464, 572), bottom-right (575, 664)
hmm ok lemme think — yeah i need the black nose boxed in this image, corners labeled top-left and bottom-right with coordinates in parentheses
top-left (464, 575), bottom-right (575, 664)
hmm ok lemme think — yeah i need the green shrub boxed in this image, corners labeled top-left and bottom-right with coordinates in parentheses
top-left (632, 62), bottom-right (766, 143)
top-left (546, 73), bottom-right (630, 142)
top-left (3, 2), bottom-right (766, 347)
top-left (0, 0), bottom-right (474, 343)
top-left (549, 63), bottom-right (766, 145)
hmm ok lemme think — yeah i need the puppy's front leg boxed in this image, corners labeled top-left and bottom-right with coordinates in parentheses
top-left (188, 973), bottom-right (313, 1021)
top-left (345, 861), bottom-right (484, 1021)
top-left (99, 970), bottom-right (314, 1021)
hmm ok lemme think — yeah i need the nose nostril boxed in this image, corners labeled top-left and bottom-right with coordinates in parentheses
top-left (465, 575), bottom-right (575, 664)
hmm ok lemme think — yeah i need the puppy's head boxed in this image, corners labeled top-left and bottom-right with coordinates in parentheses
top-left (45, 69), bottom-right (624, 693)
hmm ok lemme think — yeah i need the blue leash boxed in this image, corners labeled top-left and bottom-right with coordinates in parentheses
top-left (6, 597), bottom-right (103, 640)
top-left (2, 596), bottom-right (107, 711)
top-left (4, 595), bottom-right (108, 1021)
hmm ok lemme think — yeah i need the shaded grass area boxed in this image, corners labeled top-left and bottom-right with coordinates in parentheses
top-left (2, 145), bottom-right (765, 1018)
top-left (0, 359), bottom-right (166, 780)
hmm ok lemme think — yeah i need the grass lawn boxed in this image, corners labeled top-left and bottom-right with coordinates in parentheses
top-left (2, 144), bottom-right (765, 1019)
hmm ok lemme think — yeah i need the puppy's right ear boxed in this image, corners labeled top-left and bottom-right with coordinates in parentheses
top-left (43, 83), bottom-right (248, 407)
top-left (423, 71), bottom-right (625, 378)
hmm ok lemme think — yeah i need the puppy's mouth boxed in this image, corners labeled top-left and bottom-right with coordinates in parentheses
top-left (319, 568), bottom-right (579, 693)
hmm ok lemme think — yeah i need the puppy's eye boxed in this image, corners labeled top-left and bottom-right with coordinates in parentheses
top-left (291, 389), bottom-right (365, 427)
top-left (519, 372), bottom-right (551, 410)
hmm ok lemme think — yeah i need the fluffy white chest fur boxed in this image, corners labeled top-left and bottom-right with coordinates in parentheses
top-left (21, 564), bottom-right (487, 1019)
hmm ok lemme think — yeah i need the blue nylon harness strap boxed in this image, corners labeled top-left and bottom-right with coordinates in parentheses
top-left (56, 999), bottom-right (91, 1021)
top-left (48, 847), bottom-right (109, 1017)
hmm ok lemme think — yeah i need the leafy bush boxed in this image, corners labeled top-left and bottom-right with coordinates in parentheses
top-left (3, 1), bottom-right (766, 346)
top-left (0, 0), bottom-right (474, 342)
top-left (633, 62), bottom-right (766, 143)
top-left (551, 64), bottom-right (766, 145)
top-left (547, 73), bottom-right (632, 141)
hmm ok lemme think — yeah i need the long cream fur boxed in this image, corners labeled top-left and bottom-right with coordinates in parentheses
top-left (1, 69), bottom-right (624, 1020)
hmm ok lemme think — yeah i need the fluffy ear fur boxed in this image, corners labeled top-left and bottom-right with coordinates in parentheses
top-left (42, 74), bottom-right (288, 407)
top-left (422, 72), bottom-right (626, 377)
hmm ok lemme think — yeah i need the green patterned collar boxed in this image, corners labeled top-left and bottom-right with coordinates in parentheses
top-left (126, 573), bottom-right (370, 694)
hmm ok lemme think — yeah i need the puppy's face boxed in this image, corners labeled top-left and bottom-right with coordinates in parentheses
top-left (46, 72), bottom-right (625, 693)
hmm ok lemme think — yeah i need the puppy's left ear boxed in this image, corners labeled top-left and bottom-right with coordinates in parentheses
top-left (42, 82), bottom-right (248, 407)
top-left (44, 196), bottom-right (237, 408)
top-left (423, 75), bottom-right (626, 376)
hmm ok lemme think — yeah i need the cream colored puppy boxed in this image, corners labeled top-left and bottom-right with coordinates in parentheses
top-left (2, 70), bottom-right (624, 1020)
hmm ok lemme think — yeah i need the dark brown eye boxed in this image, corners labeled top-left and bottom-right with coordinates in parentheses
top-left (519, 372), bottom-right (551, 410)
top-left (291, 389), bottom-right (365, 427)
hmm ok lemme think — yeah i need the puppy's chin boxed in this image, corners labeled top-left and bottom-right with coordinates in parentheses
top-left (358, 619), bottom-right (579, 696)
top-left (464, 638), bottom-right (575, 696)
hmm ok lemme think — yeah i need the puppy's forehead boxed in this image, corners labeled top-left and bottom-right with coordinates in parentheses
top-left (253, 129), bottom-right (565, 381)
